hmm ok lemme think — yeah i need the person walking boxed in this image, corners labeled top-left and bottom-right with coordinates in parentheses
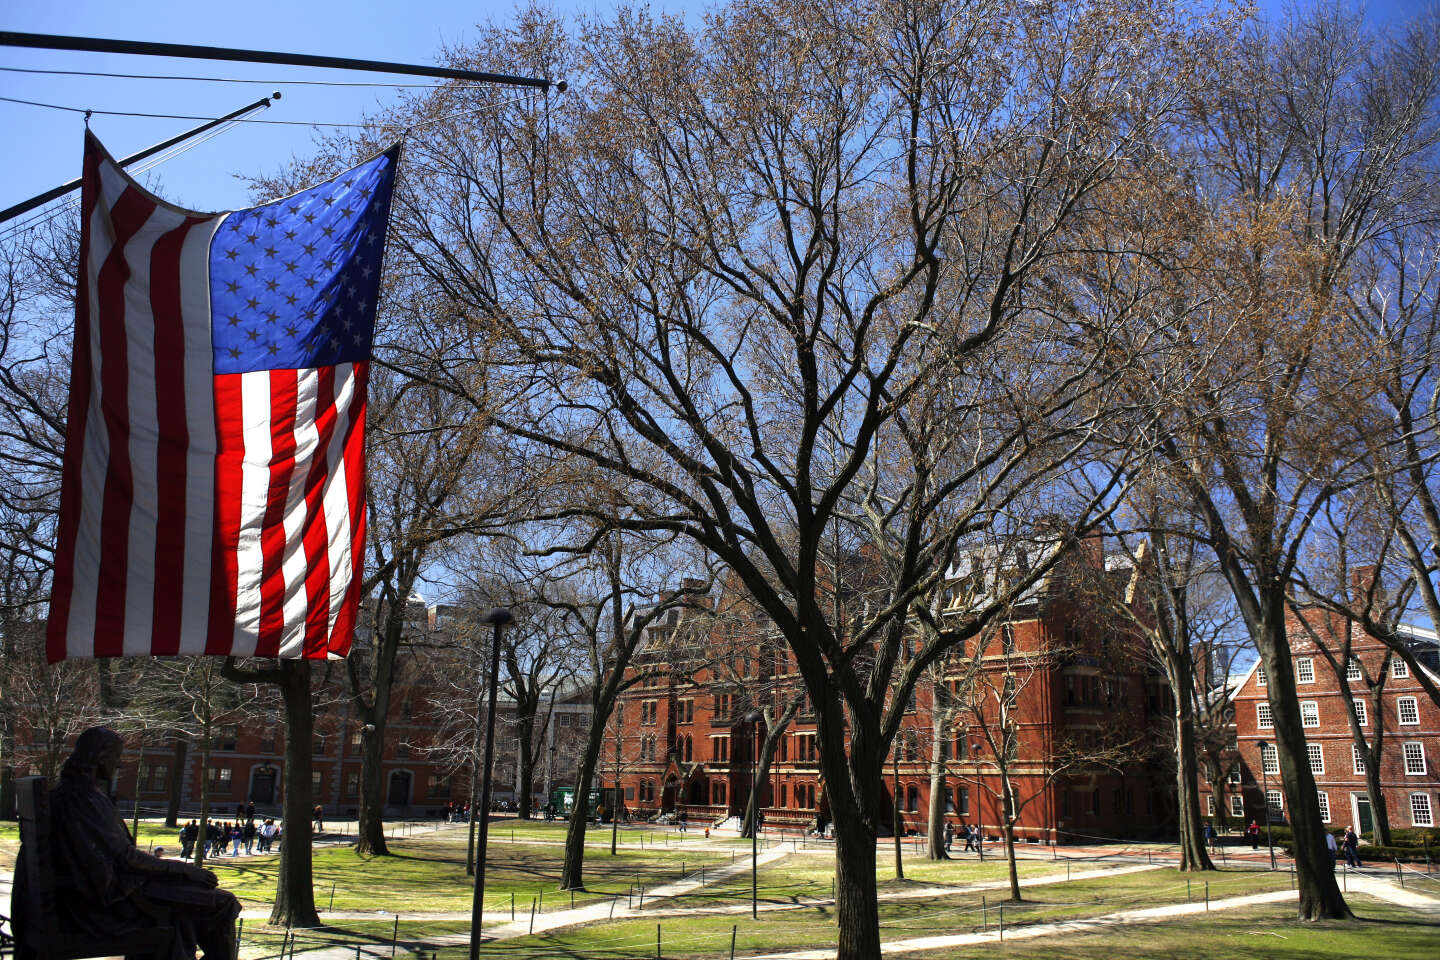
top-left (313, 804), bottom-right (325, 833)
top-left (242, 819), bottom-right (256, 855)
top-left (962, 823), bottom-right (978, 853)
top-left (229, 823), bottom-right (243, 856)
top-left (944, 821), bottom-right (954, 852)
top-left (179, 820), bottom-right (197, 860)
top-left (678, 811), bottom-right (687, 833)
top-left (1203, 821), bottom-right (1218, 853)
top-left (1325, 830), bottom-right (1338, 868)
top-left (1247, 820), bottom-right (1260, 850)
top-left (1342, 826), bottom-right (1362, 868)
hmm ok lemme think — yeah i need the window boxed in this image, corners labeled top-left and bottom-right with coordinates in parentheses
top-left (642, 700), bottom-right (658, 725)
top-left (1296, 658), bottom-right (1314, 684)
top-left (1266, 789), bottom-right (1283, 817)
top-left (1001, 624), bottom-right (1017, 655)
top-left (1228, 766), bottom-right (1242, 785)
top-left (625, 786), bottom-right (635, 801)
top-left (396, 743), bottom-right (410, 760)
top-left (678, 699), bottom-right (694, 724)
top-left (1230, 795), bottom-right (1244, 818)
top-left (345, 772), bottom-right (359, 798)
top-left (1346, 658), bottom-right (1363, 682)
top-left (1207, 794), bottom-right (1216, 816)
top-left (1393, 658), bottom-right (1409, 679)
top-left (1404, 741), bottom-right (1427, 776)
top-left (956, 786), bottom-right (970, 816)
top-left (1412, 793), bottom-right (1434, 827)
top-left (218, 725), bottom-right (239, 751)
top-left (148, 764), bottom-right (168, 792)
top-left (1398, 697), bottom-right (1419, 725)
top-left (1307, 743), bottom-right (1325, 775)
top-left (779, 783), bottom-right (788, 808)
top-left (1261, 743), bottom-right (1279, 775)
top-left (311, 770), bottom-right (323, 795)
top-left (1353, 744), bottom-right (1367, 775)
top-left (349, 729), bottom-right (362, 748)
top-left (1256, 703), bottom-right (1273, 728)
top-left (1301, 702), bottom-right (1320, 728)
top-left (716, 736), bottom-right (728, 762)
top-left (1353, 699), bottom-right (1367, 726)
top-left (714, 693), bottom-right (733, 718)
top-left (209, 766), bottom-right (232, 793)
top-left (1317, 791), bottom-right (1330, 823)
top-left (1256, 662), bottom-right (1267, 686)
top-left (906, 785), bottom-right (920, 812)
top-left (312, 735), bottom-right (326, 756)
top-left (427, 775), bottom-right (449, 797)
top-left (713, 782), bottom-right (727, 806)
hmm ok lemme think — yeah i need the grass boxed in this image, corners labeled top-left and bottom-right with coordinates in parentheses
top-left (889, 895), bottom-right (1440, 960)
top-left (209, 834), bottom-right (730, 915)
top-left (445, 866), bottom-right (1297, 959)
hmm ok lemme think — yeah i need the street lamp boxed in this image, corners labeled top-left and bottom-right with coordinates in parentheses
top-left (469, 607), bottom-right (514, 960)
top-left (1254, 739), bottom-right (1277, 870)
top-left (744, 708), bottom-right (765, 920)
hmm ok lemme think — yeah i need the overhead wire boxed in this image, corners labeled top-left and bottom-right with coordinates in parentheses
top-left (0, 65), bottom-right (497, 89)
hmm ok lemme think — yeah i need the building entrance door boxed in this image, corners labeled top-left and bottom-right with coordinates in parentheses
top-left (250, 767), bottom-right (277, 804)
top-left (1353, 794), bottom-right (1373, 834)
top-left (388, 770), bottom-right (412, 807)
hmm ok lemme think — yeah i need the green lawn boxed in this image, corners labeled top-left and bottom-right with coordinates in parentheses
top-left (209, 834), bottom-right (730, 915)
top-left (889, 896), bottom-right (1440, 960)
top-left (453, 866), bottom-right (1297, 959)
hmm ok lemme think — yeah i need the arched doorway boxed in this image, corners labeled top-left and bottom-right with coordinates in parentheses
top-left (249, 763), bottom-right (278, 805)
top-left (387, 770), bottom-right (412, 808)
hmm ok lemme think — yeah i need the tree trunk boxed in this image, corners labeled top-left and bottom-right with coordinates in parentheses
top-left (165, 736), bottom-right (187, 828)
top-left (999, 775), bottom-right (1022, 902)
top-left (271, 660), bottom-right (320, 928)
top-left (0, 712), bottom-right (16, 821)
top-left (466, 765), bottom-right (479, 877)
top-left (194, 736), bottom-right (211, 868)
top-left (517, 711), bottom-right (536, 820)
top-left (817, 695), bottom-right (881, 960)
top-left (1255, 599), bottom-right (1349, 921)
top-left (926, 733), bottom-right (949, 860)
top-left (740, 718), bottom-right (786, 840)
top-left (354, 716), bottom-right (389, 856)
top-left (1169, 658), bottom-right (1214, 871)
top-left (559, 721), bottom-right (605, 890)
top-left (891, 749), bottom-right (904, 880)
top-left (1364, 759), bottom-right (1392, 847)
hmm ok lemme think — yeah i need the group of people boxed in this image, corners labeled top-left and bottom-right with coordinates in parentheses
top-left (1325, 826), bottom-right (1365, 868)
top-left (941, 821), bottom-right (984, 853)
top-left (176, 807), bottom-right (280, 859)
top-left (443, 800), bottom-right (472, 822)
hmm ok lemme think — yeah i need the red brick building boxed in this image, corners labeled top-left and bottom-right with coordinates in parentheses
top-left (612, 543), bottom-right (1178, 842)
top-left (1220, 608), bottom-right (1440, 834)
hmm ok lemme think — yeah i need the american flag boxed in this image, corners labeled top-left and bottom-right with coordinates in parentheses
top-left (47, 132), bottom-right (399, 662)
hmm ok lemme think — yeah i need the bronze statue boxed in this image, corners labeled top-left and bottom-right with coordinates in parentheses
top-left (35, 727), bottom-right (241, 960)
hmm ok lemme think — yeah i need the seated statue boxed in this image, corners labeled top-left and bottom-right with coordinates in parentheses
top-left (24, 727), bottom-right (241, 960)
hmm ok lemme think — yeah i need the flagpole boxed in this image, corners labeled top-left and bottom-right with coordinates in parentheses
top-left (0, 32), bottom-right (563, 91)
top-left (0, 92), bottom-right (280, 226)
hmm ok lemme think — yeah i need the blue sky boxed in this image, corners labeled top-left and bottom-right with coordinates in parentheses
top-left (0, 0), bottom-right (1430, 223)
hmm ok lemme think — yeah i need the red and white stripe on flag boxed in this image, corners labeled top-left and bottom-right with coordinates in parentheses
top-left (47, 135), bottom-right (366, 662)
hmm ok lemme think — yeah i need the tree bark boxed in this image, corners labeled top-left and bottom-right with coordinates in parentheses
top-left (193, 735), bottom-right (211, 869)
top-left (0, 712), bottom-right (15, 821)
top-left (270, 660), bottom-right (320, 927)
top-left (354, 718), bottom-right (390, 856)
top-left (740, 705), bottom-right (796, 840)
top-left (559, 719), bottom-right (606, 890)
top-left (817, 694), bottom-right (882, 960)
top-left (1255, 596), bottom-right (1349, 920)
top-left (165, 736), bottom-right (188, 828)
top-left (517, 710), bottom-right (536, 820)
top-left (1166, 652), bottom-right (1214, 871)
top-left (926, 731), bottom-right (950, 860)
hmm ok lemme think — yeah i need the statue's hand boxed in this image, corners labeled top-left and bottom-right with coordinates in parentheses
top-left (185, 866), bottom-right (219, 888)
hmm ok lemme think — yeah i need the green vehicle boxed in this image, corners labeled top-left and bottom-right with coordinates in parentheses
top-left (548, 786), bottom-right (617, 819)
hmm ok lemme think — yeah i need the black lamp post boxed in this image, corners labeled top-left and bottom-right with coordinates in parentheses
top-left (1255, 739), bottom-right (1277, 870)
top-left (469, 607), bottom-right (514, 960)
top-left (744, 708), bottom-right (765, 919)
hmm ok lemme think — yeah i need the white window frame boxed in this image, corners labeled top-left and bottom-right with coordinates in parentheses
top-left (1296, 658), bottom-right (1315, 684)
top-left (1398, 697), bottom-right (1419, 725)
top-left (1301, 701), bottom-right (1320, 728)
top-left (1207, 794), bottom-right (1215, 816)
top-left (1346, 658), bottom-right (1363, 682)
top-left (1317, 791), bottom-right (1331, 823)
top-left (1256, 662), bottom-right (1267, 686)
top-left (1393, 658), bottom-right (1409, 679)
top-left (1230, 794), bottom-right (1244, 818)
top-left (1352, 699), bottom-right (1367, 726)
top-left (1256, 702), bottom-right (1273, 729)
top-left (1228, 765), bottom-right (1242, 785)
top-left (1412, 793), bottom-right (1434, 827)
top-left (1266, 789), bottom-right (1283, 817)
top-left (1353, 744), bottom-right (1367, 775)
top-left (1404, 741), bottom-right (1427, 776)
top-left (1261, 743), bottom-right (1280, 776)
top-left (1307, 743), bottom-right (1325, 775)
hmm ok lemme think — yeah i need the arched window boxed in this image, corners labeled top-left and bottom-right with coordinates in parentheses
top-left (907, 785), bottom-right (920, 812)
top-left (684, 735), bottom-right (693, 762)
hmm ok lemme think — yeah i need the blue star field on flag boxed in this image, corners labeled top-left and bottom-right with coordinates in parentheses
top-left (209, 145), bottom-right (399, 375)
